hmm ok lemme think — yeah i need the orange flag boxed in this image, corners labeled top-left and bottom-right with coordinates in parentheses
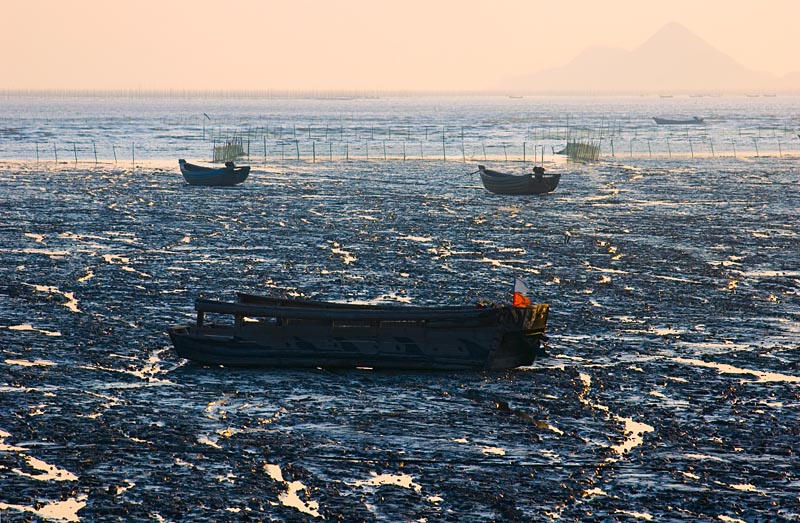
top-left (512, 277), bottom-right (531, 307)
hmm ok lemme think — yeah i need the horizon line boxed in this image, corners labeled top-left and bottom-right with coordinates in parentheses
top-left (2, 87), bottom-right (800, 98)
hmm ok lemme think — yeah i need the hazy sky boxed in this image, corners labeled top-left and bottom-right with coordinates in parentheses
top-left (2, 0), bottom-right (798, 91)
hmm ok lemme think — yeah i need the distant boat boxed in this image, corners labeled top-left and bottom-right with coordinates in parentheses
top-left (179, 159), bottom-right (250, 186)
top-left (168, 291), bottom-right (550, 370)
top-left (478, 165), bottom-right (561, 195)
top-left (653, 116), bottom-right (705, 125)
top-left (555, 141), bottom-right (601, 161)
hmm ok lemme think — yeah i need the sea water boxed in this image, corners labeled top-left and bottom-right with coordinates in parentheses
top-left (0, 92), bottom-right (798, 522)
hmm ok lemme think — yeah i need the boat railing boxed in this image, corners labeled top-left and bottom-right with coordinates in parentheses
top-left (195, 298), bottom-right (501, 326)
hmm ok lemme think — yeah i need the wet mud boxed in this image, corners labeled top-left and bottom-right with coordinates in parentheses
top-left (1, 158), bottom-right (798, 522)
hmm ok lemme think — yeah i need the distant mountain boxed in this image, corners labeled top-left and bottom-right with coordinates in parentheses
top-left (503, 22), bottom-right (799, 94)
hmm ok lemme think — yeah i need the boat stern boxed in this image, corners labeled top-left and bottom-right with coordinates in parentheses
top-left (487, 304), bottom-right (550, 369)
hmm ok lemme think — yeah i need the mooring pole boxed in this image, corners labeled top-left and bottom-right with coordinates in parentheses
top-left (442, 127), bottom-right (446, 162)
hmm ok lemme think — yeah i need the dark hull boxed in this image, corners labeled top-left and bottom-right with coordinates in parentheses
top-left (169, 294), bottom-right (549, 370)
top-left (179, 159), bottom-right (250, 186)
top-left (478, 165), bottom-right (560, 195)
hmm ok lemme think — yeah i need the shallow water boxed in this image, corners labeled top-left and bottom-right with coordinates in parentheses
top-left (2, 93), bottom-right (800, 162)
top-left (1, 97), bottom-right (800, 521)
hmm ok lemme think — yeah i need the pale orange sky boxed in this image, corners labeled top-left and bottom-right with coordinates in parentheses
top-left (2, 0), bottom-right (798, 91)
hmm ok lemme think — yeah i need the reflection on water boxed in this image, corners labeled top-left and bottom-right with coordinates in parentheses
top-left (673, 356), bottom-right (800, 383)
top-left (0, 496), bottom-right (87, 522)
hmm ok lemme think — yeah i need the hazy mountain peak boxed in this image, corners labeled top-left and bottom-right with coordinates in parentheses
top-left (645, 21), bottom-right (702, 45)
top-left (502, 22), bottom-right (795, 93)
top-left (633, 21), bottom-right (737, 65)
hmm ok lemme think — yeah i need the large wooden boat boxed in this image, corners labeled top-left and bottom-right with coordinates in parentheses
top-left (179, 159), bottom-right (250, 186)
top-left (653, 116), bottom-right (705, 125)
top-left (168, 292), bottom-right (550, 370)
top-left (478, 165), bottom-right (561, 195)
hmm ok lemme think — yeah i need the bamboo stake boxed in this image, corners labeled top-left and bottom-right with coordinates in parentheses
top-left (461, 127), bottom-right (465, 162)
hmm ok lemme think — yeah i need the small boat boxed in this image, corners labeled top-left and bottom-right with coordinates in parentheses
top-left (554, 141), bottom-right (600, 161)
top-left (168, 290), bottom-right (550, 371)
top-left (178, 159), bottom-right (250, 186)
top-left (478, 165), bottom-right (561, 195)
top-left (653, 116), bottom-right (705, 125)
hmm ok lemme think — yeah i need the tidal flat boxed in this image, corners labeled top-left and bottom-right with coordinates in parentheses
top-left (1, 153), bottom-right (798, 521)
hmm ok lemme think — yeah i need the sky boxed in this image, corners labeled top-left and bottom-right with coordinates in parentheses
top-left (2, 0), bottom-right (798, 92)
